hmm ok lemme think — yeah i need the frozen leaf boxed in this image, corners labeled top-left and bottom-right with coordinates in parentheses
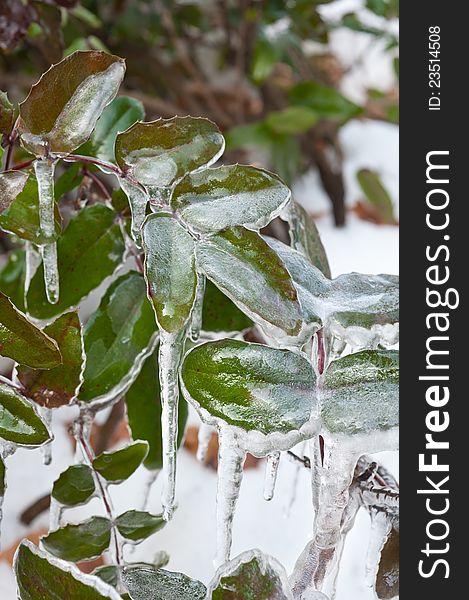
top-left (171, 165), bottom-right (290, 233)
top-left (115, 510), bottom-right (165, 542)
top-left (208, 549), bottom-right (293, 599)
top-left (26, 204), bottom-right (125, 319)
top-left (290, 81), bottom-right (362, 121)
top-left (375, 528), bottom-right (399, 599)
top-left (122, 565), bottom-right (207, 600)
top-left (0, 170), bottom-right (28, 214)
top-left (322, 350), bottom-right (399, 434)
top-left (0, 382), bottom-right (52, 446)
top-left (17, 311), bottom-right (84, 408)
top-left (0, 249), bottom-right (26, 310)
top-left (125, 348), bottom-right (188, 471)
top-left (18, 51), bottom-right (125, 156)
top-left (142, 213), bottom-right (197, 333)
top-left (92, 440), bottom-right (149, 483)
top-left (115, 116), bottom-right (224, 190)
top-left (79, 272), bottom-right (157, 405)
top-left (356, 169), bottom-right (396, 224)
top-left (196, 227), bottom-right (303, 341)
top-left (41, 516), bottom-right (112, 562)
top-left (0, 91), bottom-right (16, 136)
top-left (202, 280), bottom-right (252, 334)
top-left (0, 292), bottom-right (61, 368)
top-left (181, 339), bottom-right (317, 435)
top-left (0, 173), bottom-right (62, 244)
top-left (52, 464), bottom-right (96, 507)
top-left (15, 540), bottom-right (123, 600)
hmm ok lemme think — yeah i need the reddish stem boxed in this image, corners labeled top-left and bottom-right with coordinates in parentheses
top-left (11, 159), bottom-right (34, 171)
top-left (316, 328), bottom-right (325, 375)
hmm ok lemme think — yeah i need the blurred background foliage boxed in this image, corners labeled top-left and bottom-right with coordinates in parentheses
top-left (0, 0), bottom-right (399, 226)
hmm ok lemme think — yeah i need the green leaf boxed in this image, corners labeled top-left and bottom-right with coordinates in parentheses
top-left (0, 382), bottom-right (52, 446)
top-left (265, 106), bottom-right (318, 135)
top-left (356, 169), bottom-right (396, 224)
top-left (375, 528), bottom-right (399, 599)
top-left (181, 339), bottom-right (317, 436)
top-left (80, 96), bottom-right (145, 164)
top-left (15, 541), bottom-right (123, 600)
top-left (0, 292), bottom-right (61, 368)
top-left (125, 348), bottom-right (188, 471)
top-left (142, 213), bottom-right (197, 333)
top-left (115, 510), bottom-right (165, 542)
top-left (0, 173), bottom-right (62, 244)
top-left (115, 116), bottom-right (224, 190)
top-left (208, 550), bottom-right (292, 600)
top-left (79, 272), bottom-right (157, 405)
top-left (52, 464), bottom-right (96, 506)
top-left (26, 204), bottom-right (126, 320)
top-left (251, 34), bottom-right (279, 83)
top-left (366, 0), bottom-right (399, 18)
top-left (122, 566), bottom-right (207, 600)
top-left (290, 81), bottom-right (362, 121)
top-left (54, 162), bottom-right (84, 200)
top-left (202, 280), bottom-right (252, 333)
top-left (18, 51), bottom-right (125, 156)
top-left (0, 91), bottom-right (16, 137)
top-left (322, 350), bottom-right (399, 435)
top-left (196, 227), bottom-right (303, 340)
top-left (92, 440), bottom-right (149, 483)
top-left (0, 170), bottom-right (28, 214)
top-left (225, 122), bottom-right (272, 151)
top-left (17, 311), bottom-right (84, 408)
top-left (171, 165), bottom-right (290, 234)
top-left (0, 249), bottom-right (26, 310)
top-left (42, 516), bottom-right (112, 562)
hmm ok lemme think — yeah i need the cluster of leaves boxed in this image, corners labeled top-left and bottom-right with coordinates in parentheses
top-left (0, 49), bottom-right (398, 599)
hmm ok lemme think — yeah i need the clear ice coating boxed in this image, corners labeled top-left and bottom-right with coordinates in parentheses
top-left (40, 408), bottom-right (53, 466)
top-left (119, 178), bottom-right (148, 247)
top-left (189, 274), bottom-right (205, 342)
top-left (264, 452), bottom-right (281, 501)
top-left (34, 159), bottom-right (59, 304)
top-left (122, 564), bottom-right (207, 600)
top-left (196, 423), bottom-right (213, 463)
top-left (365, 510), bottom-right (392, 587)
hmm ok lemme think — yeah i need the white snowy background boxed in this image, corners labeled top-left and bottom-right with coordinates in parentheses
top-left (0, 0), bottom-right (398, 597)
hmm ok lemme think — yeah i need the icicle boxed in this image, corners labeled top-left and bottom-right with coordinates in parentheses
top-left (196, 423), bottom-right (213, 463)
top-left (189, 274), bottom-right (206, 342)
top-left (310, 436), bottom-right (322, 513)
top-left (24, 242), bottom-right (40, 301)
top-left (264, 452), bottom-right (280, 501)
top-left (214, 426), bottom-right (246, 568)
top-left (40, 408), bottom-right (53, 465)
top-left (49, 497), bottom-right (62, 533)
top-left (365, 510), bottom-right (392, 587)
top-left (119, 178), bottom-right (149, 248)
top-left (34, 159), bottom-right (59, 304)
top-left (158, 329), bottom-right (185, 521)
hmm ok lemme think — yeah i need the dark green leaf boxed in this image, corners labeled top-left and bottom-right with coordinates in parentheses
top-left (26, 204), bottom-right (126, 319)
top-left (225, 122), bottom-right (272, 151)
top-left (0, 91), bottom-right (16, 137)
top-left (54, 162), bottom-right (84, 200)
top-left (0, 170), bottom-right (28, 214)
top-left (52, 464), bottom-right (95, 506)
top-left (202, 280), bottom-right (252, 333)
top-left (79, 271), bottom-right (157, 405)
top-left (125, 348), bottom-right (188, 471)
top-left (366, 0), bottom-right (399, 18)
top-left (17, 311), bottom-right (84, 408)
top-left (290, 81), bottom-right (362, 121)
top-left (375, 528), bottom-right (399, 599)
top-left (18, 51), bottom-right (125, 156)
top-left (0, 249), bottom-right (26, 310)
top-left (0, 292), bottom-right (61, 368)
top-left (142, 213), bottom-right (197, 333)
top-left (265, 106), bottom-right (318, 135)
top-left (92, 440), bottom-right (149, 482)
top-left (122, 566), bottom-right (206, 600)
top-left (181, 339), bottom-right (317, 435)
top-left (42, 516), bottom-right (112, 562)
top-left (196, 227), bottom-right (303, 340)
top-left (171, 165), bottom-right (290, 234)
top-left (251, 35), bottom-right (279, 83)
top-left (356, 169), bottom-right (396, 224)
top-left (15, 541), bottom-right (122, 600)
top-left (0, 382), bottom-right (52, 446)
top-left (115, 510), bottom-right (165, 542)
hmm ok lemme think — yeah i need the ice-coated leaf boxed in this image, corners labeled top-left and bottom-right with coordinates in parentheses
top-left (181, 339), bottom-right (317, 435)
top-left (0, 292), bottom-right (61, 368)
top-left (17, 311), bottom-right (84, 408)
top-left (289, 81), bottom-right (362, 121)
top-left (322, 350), bottom-right (399, 435)
top-left (115, 116), bottom-right (224, 190)
top-left (15, 541), bottom-right (123, 600)
top-left (208, 549), bottom-right (293, 600)
top-left (0, 170), bottom-right (28, 214)
top-left (18, 51), bottom-right (125, 156)
top-left (196, 227), bottom-right (303, 341)
top-left (41, 516), bottom-right (112, 562)
top-left (92, 440), bottom-right (149, 483)
top-left (0, 249), bottom-right (26, 310)
top-left (79, 271), bottom-right (157, 405)
top-left (0, 173), bottom-right (62, 244)
top-left (202, 280), bottom-right (252, 333)
top-left (171, 165), bottom-right (290, 233)
top-left (357, 169), bottom-right (395, 224)
top-left (115, 510), bottom-right (165, 542)
top-left (125, 348), bottom-right (188, 471)
top-left (122, 566), bottom-right (207, 600)
top-left (52, 464), bottom-right (96, 507)
top-left (0, 382), bottom-right (52, 446)
top-left (375, 528), bottom-right (399, 599)
top-left (26, 204), bottom-right (125, 319)
top-left (142, 213), bottom-right (197, 333)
